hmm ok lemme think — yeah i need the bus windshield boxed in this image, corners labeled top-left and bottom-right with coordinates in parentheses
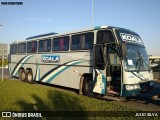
top-left (115, 28), bottom-right (150, 72)
top-left (124, 44), bottom-right (150, 72)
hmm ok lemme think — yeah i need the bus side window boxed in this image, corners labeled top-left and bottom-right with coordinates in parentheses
top-left (18, 43), bottom-right (26, 53)
top-left (97, 30), bottom-right (115, 44)
top-left (53, 36), bottom-right (69, 51)
top-left (39, 39), bottom-right (51, 52)
top-left (71, 32), bottom-right (94, 50)
top-left (27, 41), bottom-right (37, 53)
top-left (71, 35), bottom-right (80, 50)
top-left (83, 32), bottom-right (94, 49)
top-left (10, 44), bottom-right (17, 54)
top-left (39, 40), bottom-right (43, 52)
top-left (46, 39), bottom-right (51, 51)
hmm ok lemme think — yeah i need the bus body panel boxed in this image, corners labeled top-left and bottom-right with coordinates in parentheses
top-left (9, 51), bottom-right (93, 89)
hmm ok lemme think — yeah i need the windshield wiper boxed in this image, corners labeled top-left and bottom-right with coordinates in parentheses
top-left (136, 51), bottom-right (151, 73)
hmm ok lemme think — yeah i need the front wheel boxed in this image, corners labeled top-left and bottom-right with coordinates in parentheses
top-left (82, 77), bottom-right (93, 96)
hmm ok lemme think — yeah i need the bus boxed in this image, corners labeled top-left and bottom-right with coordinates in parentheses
top-left (8, 26), bottom-right (153, 100)
top-left (149, 56), bottom-right (160, 80)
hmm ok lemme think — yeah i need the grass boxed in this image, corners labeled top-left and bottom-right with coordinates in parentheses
top-left (0, 79), bottom-right (157, 120)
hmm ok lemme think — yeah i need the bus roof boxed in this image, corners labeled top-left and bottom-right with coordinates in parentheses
top-left (26, 32), bottom-right (57, 40)
top-left (11, 25), bottom-right (134, 44)
top-left (25, 26), bottom-right (109, 41)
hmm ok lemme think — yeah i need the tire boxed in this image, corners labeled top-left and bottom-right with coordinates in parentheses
top-left (19, 69), bottom-right (26, 82)
top-left (26, 70), bottom-right (34, 84)
top-left (82, 76), bottom-right (93, 96)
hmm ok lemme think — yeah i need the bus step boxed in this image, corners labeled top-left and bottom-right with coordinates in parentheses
top-left (100, 95), bottom-right (122, 101)
top-left (107, 90), bottom-right (119, 95)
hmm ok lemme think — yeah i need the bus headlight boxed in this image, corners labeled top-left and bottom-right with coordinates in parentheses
top-left (126, 84), bottom-right (140, 90)
top-left (126, 85), bottom-right (134, 90)
top-left (134, 84), bottom-right (140, 89)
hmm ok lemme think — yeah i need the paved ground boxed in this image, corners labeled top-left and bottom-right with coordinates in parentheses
top-left (113, 82), bottom-right (160, 111)
top-left (0, 68), bottom-right (160, 111)
top-left (0, 67), bottom-right (11, 79)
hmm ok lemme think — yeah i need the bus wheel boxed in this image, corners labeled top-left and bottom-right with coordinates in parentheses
top-left (19, 69), bottom-right (26, 82)
top-left (26, 70), bottom-right (34, 84)
top-left (82, 77), bottom-right (93, 97)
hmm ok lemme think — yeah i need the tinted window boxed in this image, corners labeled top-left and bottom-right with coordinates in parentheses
top-left (10, 44), bottom-right (17, 54)
top-left (53, 36), bottom-right (69, 51)
top-left (97, 30), bottom-right (115, 44)
top-left (71, 32), bottom-right (94, 50)
top-left (27, 41), bottom-right (37, 53)
top-left (71, 35), bottom-right (80, 50)
top-left (39, 39), bottom-right (51, 52)
top-left (94, 45), bottom-right (105, 70)
top-left (18, 43), bottom-right (26, 53)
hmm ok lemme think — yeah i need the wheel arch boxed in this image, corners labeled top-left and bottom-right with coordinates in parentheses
top-left (79, 73), bottom-right (92, 95)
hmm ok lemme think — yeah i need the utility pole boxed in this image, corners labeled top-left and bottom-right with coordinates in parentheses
top-left (92, 0), bottom-right (94, 27)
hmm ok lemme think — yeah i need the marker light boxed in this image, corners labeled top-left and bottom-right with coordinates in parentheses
top-left (94, 26), bottom-right (108, 30)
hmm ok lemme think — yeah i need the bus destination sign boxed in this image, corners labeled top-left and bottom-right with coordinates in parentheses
top-left (120, 33), bottom-right (143, 45)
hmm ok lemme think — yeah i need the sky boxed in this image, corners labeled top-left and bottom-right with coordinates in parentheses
top-left (0, 0), bottom-right (160, 55)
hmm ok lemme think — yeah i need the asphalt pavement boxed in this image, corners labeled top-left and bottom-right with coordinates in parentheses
top-left (0, 67), bottom-right (11, 79)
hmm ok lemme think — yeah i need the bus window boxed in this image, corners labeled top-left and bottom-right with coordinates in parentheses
top-left (53, 36), bottom-right (69, 51)
top-left (71, 35), bottom-right (80, 50)
top-left (39, 39), bottom-right (51, 52)
top-left (71, 32), bottom-right (94, 50)
top-left (97, 30), bottom-right (115, 44)
top-left (18, 43), bottom-right (26, 53)
top-left (27, 41), bottom-right (37, 53)
top-left (10, 44), bottom-right (17, 54)
top-left (94, 45), bottom-right (105, 70)
top-left (84, 32), bottom-right (94, 49)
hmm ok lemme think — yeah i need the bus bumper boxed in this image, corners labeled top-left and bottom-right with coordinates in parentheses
top-left (122, 81), bottom-right (154, 97)
top-left (139, 81), bottom-right (154, 92)
top-left (122, 84), bottom-right (141, 97)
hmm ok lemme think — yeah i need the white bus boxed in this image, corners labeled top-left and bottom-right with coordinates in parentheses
top-left (8, 26), bottom-right (153, 100)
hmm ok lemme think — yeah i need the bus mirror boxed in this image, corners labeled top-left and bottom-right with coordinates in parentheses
top-left (121, 42), bottom-right (127, 57)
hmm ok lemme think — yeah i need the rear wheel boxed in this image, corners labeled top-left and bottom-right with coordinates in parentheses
top-left (26, 70), bottom-right (34, 84)
top-left (82, 76), bottom-right (93, 96)
top-left (19, 69), bottom-right (26, 82)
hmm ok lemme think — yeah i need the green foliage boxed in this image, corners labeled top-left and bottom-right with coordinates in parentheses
top-left (0, 58), bottom-right (8, 67)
